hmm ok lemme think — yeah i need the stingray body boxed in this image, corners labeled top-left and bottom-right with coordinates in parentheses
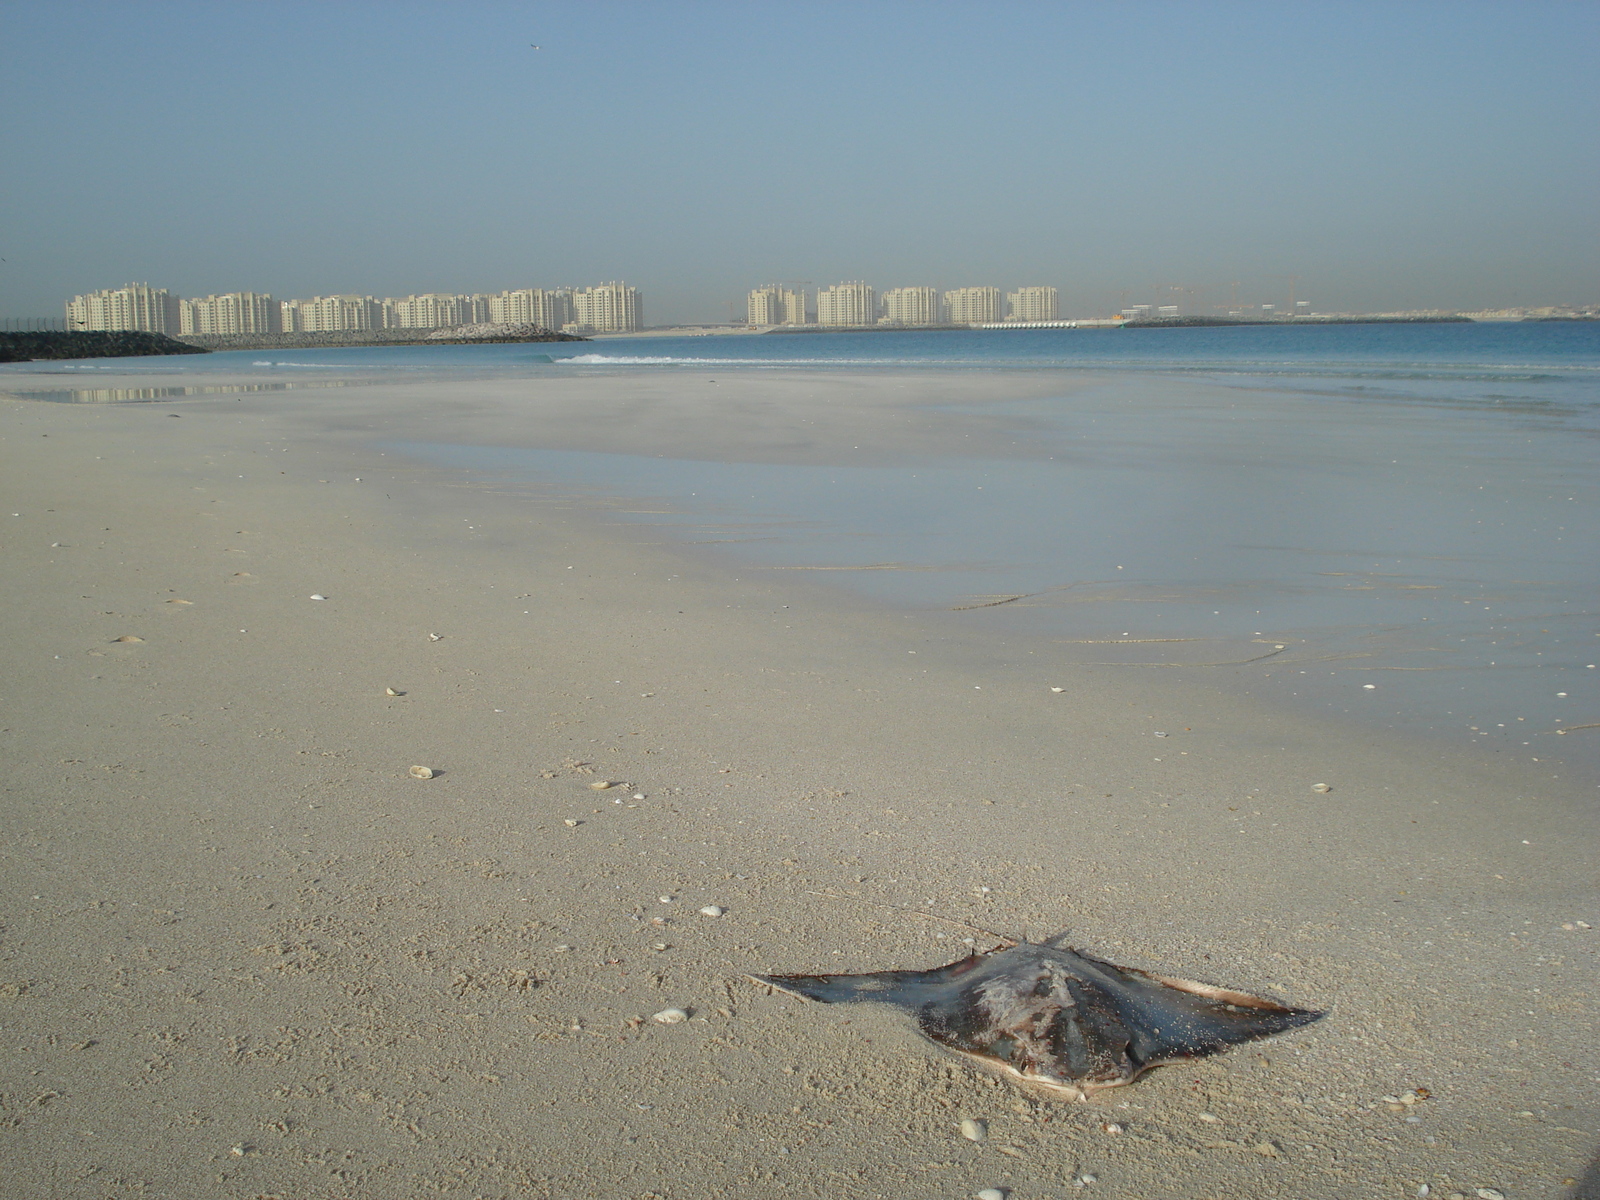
top-left (753, 940), bottom-right (1322, 1099)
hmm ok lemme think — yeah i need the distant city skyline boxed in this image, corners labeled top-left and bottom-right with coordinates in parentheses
top-left (2, 3), bottom-right (1596, 325)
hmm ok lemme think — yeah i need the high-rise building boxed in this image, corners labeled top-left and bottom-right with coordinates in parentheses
top-left (777, 287), bottom-right (808, 325)
top-left (66, 283), bottom-right (181, 333)
top-left (280, 295), bottom-right (384, 332)
top-left (385, 293), bottom-right (471, 330)
top-left (880, 286), bottom-right (942, 326)
top-left (1006, 286), bottom-right (1059, 322)
top-left (487, 288), bottom-right (573, 330)
top-left (571, 282), bottom-right (642, 332)
top-left (816, 281), bottom-right (876, 327)
top-left (179, 292), bottom-right (281, 336)
top-left (943, 286), bottom-right (1003, 324)
top-left (747, 286), bottom-right (781, 326)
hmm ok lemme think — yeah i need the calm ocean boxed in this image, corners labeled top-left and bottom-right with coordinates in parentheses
top-left (9, 321), bottom-right (1599, 779)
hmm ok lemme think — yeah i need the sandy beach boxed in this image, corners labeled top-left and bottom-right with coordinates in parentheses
top-left (2, 367), bottom-right (1595, 1199)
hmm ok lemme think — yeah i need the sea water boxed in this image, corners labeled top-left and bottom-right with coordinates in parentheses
top-left (7, 322), bottom-right (1597, 778)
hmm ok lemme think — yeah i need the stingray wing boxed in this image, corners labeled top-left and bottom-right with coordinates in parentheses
top-left (1065, 949), bottom-right (1323, 1069)
top-left (750, 953), bottom-right (990, 1006)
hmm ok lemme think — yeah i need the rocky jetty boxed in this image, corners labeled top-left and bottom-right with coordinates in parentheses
top-left (176, 326), bottom-right (586, 351)
top-left (0, 331), bottom-right (210, 363)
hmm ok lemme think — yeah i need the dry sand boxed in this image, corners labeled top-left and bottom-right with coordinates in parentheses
top-left (1, 368), bottom-right (1595, 1200)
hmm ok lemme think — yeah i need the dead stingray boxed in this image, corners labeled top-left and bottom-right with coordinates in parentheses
top-left (752, 937), bottom-right (1322, 1100)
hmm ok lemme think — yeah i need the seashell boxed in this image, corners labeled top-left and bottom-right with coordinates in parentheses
top-left (385, 687), bottom-right (403, 697)
top-left (632, 792), bottom-right (646, 800)
top-left (1050, 687), bottom-right (1064, 693)
top-left (167, 598), bottom-right (192, 605)
top-left (112, 635), bottom-right (144, 643)
top-left (977, 1190), bottom-right (1007, 1200)
top-left (408, 765), bottom-right (435, 779)
top-left (564, 819), bottom-right (581, 827)
top-left (1311, 783), bottom-right (1332, 793)
top-left (699, 905), bottom-right (725, 917)
top-left (428, 633), bottom-right (443, 641)
top-left (652, 1007), bottom-right (689, 1025)
top-left (308, 594), bottom-right (326, 601)
top-left (590, 780), bottom-right (616, 790)
top-left (1102, 1122), bottom-right (1123, 1134)
top-left (959, 1118), bottom-right (988, 1142)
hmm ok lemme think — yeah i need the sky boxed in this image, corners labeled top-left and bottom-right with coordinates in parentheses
top-left (1, 0), bottom-right (1596, 324)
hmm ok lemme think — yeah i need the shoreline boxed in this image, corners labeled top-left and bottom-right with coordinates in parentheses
top-left (1, 368), bottom-right (1595, 1198)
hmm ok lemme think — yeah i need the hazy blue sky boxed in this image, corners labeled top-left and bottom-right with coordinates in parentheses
top-left (2, 1), bottom-right (1595, 323)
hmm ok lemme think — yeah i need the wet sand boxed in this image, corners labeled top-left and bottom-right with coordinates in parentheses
top-left (1, 369), bottom-right (1596, 1199)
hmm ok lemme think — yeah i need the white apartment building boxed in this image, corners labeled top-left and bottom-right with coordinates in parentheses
top-left (880, 286), bottom-right (942, 326)
top-left (66, 283), bottom-right (181, 333)
top-left (488, 288), bottom-right (573, 330)
top-left (179, 292), bottom-right (281, 336)
top-left (385, 293), bottom-right (475, 330)
top-left (777, 287), bottom-right (808, 325)
top-left (747, 286), bottom-right (781, 326)
top-left (281, 295), bottom-right (384, 333)
top-left (571, 282), bottom-right (642, 333)
top-left (816, 281), bottom-right (876, 327)
top-left (1006, 286), bottom-right (1059, 322)
top-left (944, 286), bottom-right (1003, 325)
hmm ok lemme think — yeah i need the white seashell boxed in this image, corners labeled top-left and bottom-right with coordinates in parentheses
top-left (632, 792), bottom-right (646, 800)
top-left (977, 1190), bottom-right (1007, 1200)
top-left (309, 594), bottom-right (326, 601)
top-left (1050, 687), bottom-right (1064, 693)
top-left (959, 1118), bottom-right (988, 1142)
top-left (428, 632), bottom-right (442, 641)
top-left (1311, 783), bottom-right (1332, 793)
top-left (1363, 683), bottom-right (1376, 690)
top-left (385, 687), bottom-right (402, 697)
top-left (408, 765), bottom-right (434, 779)
top-left (1197, 1112), bottom-right (1220, 1123)
top-left (1153, 731), bottom-right (1168, 737)
top-left (699, 905), bottom-right (725, 917)
top-left (564, 819), bottom-right (581, 827)
top-left (652, 1007), bottom-right (689, 1025)
top-left (1102, 1122), bottom-right (1123, 1134)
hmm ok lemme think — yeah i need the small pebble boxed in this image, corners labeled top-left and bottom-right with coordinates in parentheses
top-left (590, 780), bottom-right (616, 790)
top-left (699, 905), bottom-right (725, 917)
top-left (1102, 1121), bottom-right (1123, 1134)
top-left (1078, 1174), bottom-right (1098, 1186)
top-left (1417, 1187), bottom-right (1430, 1199)
top-left (1153, 731), bottom-right (1168, 737)
top-left (229, 1145), bottom-right (247, 1157)
top-left (632, 792), bottom-right (646, 800)
top-left (1363, 683), bottom-right (1376, 689)
top-left (309, 594), bottom-right (326, 601)
top-left (959, 1117), bottom-right (988, 1142)
top-left (1050, 686), bottom-right (1064, 693)
top-left (1475, 1190), bottom-right (1506, 1200)
top-left (1311, 783), bottom-right (1332, 793)
top-left (408, 765), bottom-right (434, 779)
top-left (977, 1189), bottom-right (1007, 1200)
top-left (112, 635), bottom-right (144, 643)
top-left (1197, 1112), bottom-right (1220, 1123)
top-left (652, 1008), bottom-right (689, 1025)
top-left (659, 896), bottom-right (675, 904)
top-left (1254, 1141), bottom-right (1280, 1157)
top-left (563, 819), bottom-right (581, 827)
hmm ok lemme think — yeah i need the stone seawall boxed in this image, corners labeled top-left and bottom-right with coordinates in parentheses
top-left (175, 326), bottom-right (586, 351)
top-left (0, 331), bottom-right (210, 362)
